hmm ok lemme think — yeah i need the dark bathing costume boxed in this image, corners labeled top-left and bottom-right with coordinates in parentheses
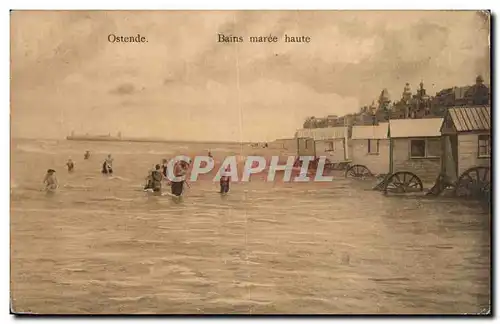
top-left (171, 181), bottom-right (184, 196)
top-left (220, 177), bottom-right (230, 194)
top-left (149, 170), bottom-right (163, 192)
top-left (220, 165), bottom-right (231, 194)
top-left (171, 162), bottom-right (187, 197)
top-left (102, 161), bottom-right (113, 174)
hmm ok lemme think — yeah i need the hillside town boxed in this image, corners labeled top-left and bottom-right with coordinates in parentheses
top-left (280, 74), bottom-right (491, 203)
top-left (301, 75), bottom-right (490, 128)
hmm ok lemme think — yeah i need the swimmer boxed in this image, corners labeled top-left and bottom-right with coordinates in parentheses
top-left (43, 169), bottom-right (58, 191)
top-left (66, 159), bottom-right (75, 172)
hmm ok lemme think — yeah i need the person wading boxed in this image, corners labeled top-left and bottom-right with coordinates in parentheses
top-left (66, 159), bottom-right (75, 172)
top-left (43, 169), bottom-right (58, 191)
top-left (102, 154), bottom-right (114, 175)
top-left (170, 160), bottom-right (189, 197)
top-left (160, 158), bottom-right (168, 178)
top-left (145, 164), bottom-right (163, 193)
top-left (220, 164), bottom-right (231, 194)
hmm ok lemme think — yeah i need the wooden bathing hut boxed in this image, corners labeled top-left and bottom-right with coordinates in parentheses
top-left (347, 122), bottom-right (389, 177)
top-left (295, 126), bottom-right (351, 169)
top-left (388, 117), bottom-right (444, 182)
top-left (369, 118), bottom-right (444, 193)
top-left (436, 106), bottom-right (491, 198)
top-left (268, 138), bottom-right (297, 153)
top-left (296, 129), bottom-right (316, 157)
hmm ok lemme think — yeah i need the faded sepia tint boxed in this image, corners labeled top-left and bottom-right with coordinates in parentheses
top-left (11, 10), bottom-right (491, 315)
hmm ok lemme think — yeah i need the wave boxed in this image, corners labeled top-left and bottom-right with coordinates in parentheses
top-left (14, 143), bottom-right (175, 157)
top-left (14, 143), bottom-right (58, 155)
top-left (62, 184), bottom-right (94, 190)
top-left (10, 184), bottom-right (44, 192)
top-left (107, 176), bottom-right (131, 181)
top-left (90, 196), bottom-right (135, 202)
top-left (145, 150), bottom-right (174, 156)
top-left (14, 140), bottom-right (247, 158)
top-left (210, 147), bottom-right (235, 153)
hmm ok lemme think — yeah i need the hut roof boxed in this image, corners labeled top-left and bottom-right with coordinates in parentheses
top-left (389, 118), bottom-right (443, 138)
top-left (296, 127), bottom-right (346, 140)
top-left (443, 106), bottom-right (490, 132)
top-left (352, 122), bottom-right (389, 140)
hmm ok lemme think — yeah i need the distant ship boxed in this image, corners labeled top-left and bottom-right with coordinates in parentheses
top-left (66, 131), bottom-right (168, 143)
top-left (66, 131), bottom-right (122, 141)
top-left (65, 131), bottom-right (254, 145)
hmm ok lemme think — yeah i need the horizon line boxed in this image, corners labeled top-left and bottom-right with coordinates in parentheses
top-left (10, 136), bottom-right (284, 144)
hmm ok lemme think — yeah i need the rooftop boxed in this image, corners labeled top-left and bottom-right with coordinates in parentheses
top-left (389, 118), bottom-right (444, 138)
top-left (352, 122), bottom-right (389, 140)
top-left (445, 106), bottom-right (490, 132)
top-left (296, 127), bottom-right (347, 140)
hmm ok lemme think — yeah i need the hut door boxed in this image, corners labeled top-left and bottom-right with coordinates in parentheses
top-left (343, 139), bottom-right (346, 160)
top-left (450, 135), bottom-right (458, 179)
top-left (443, 135), bottom-right (458, 181)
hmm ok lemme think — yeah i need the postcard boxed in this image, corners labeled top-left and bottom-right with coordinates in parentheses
top-left (10, 10), bottom-right (491, 315)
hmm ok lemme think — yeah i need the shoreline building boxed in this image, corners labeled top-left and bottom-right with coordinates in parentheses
top-left (299, 75), bottom-right (490, 133)
top-left (432, 75), bottom-right (490, 109)
top-left (440, 106), bottom-right (491, 181)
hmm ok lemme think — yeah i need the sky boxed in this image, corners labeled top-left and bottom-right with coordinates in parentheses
top-left (10, 10), bottom-right (490, 142)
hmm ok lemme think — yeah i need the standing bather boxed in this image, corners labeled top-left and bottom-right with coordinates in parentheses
top-left (220, 164), bottom-right (231, 194)
top-left (102, 154), bottom-right (114, 175)
top-left (66, 159), bottom-right (75, 172)
top-left (170, 160), bottom-right (189, 197)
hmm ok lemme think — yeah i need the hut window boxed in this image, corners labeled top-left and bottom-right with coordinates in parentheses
top-left (368, 139), bottom-right (379, 154)
top-left (326, 141), bottom-right (335, 151)
top-left (410, 138), bottom-right (440, 158)
top-left (478, 135), bottom-right (491, 157)
top-left (410, 140), bottom-right (426, 157)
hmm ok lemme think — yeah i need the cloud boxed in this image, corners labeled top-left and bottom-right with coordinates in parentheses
top-left (10, 10), bottom-right (490, 141)
top-left (110, 83), bottom-right (136, 95)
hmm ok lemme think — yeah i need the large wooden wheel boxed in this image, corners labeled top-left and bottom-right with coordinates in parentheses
top-left (384, 171), bottom-right (423, 193)
top-left (345, 164), bottom-right (372, 178)
top-left (455, 166), bottom-right (490, 198)
top-left (334, 161), bottom-right (352, 171)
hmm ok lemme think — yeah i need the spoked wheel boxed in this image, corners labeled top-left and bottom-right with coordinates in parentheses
top-left (339, 162), bottom-right (352, 171)
top-left (455, 166), bottom-right (490, 198)
top-left (345, 164), bottom-right (372, 178)
top-left (384, 171), bottom-right (423, 193)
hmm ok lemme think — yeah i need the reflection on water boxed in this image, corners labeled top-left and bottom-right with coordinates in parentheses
top-left (11, 139), bottom-right (490, 314)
